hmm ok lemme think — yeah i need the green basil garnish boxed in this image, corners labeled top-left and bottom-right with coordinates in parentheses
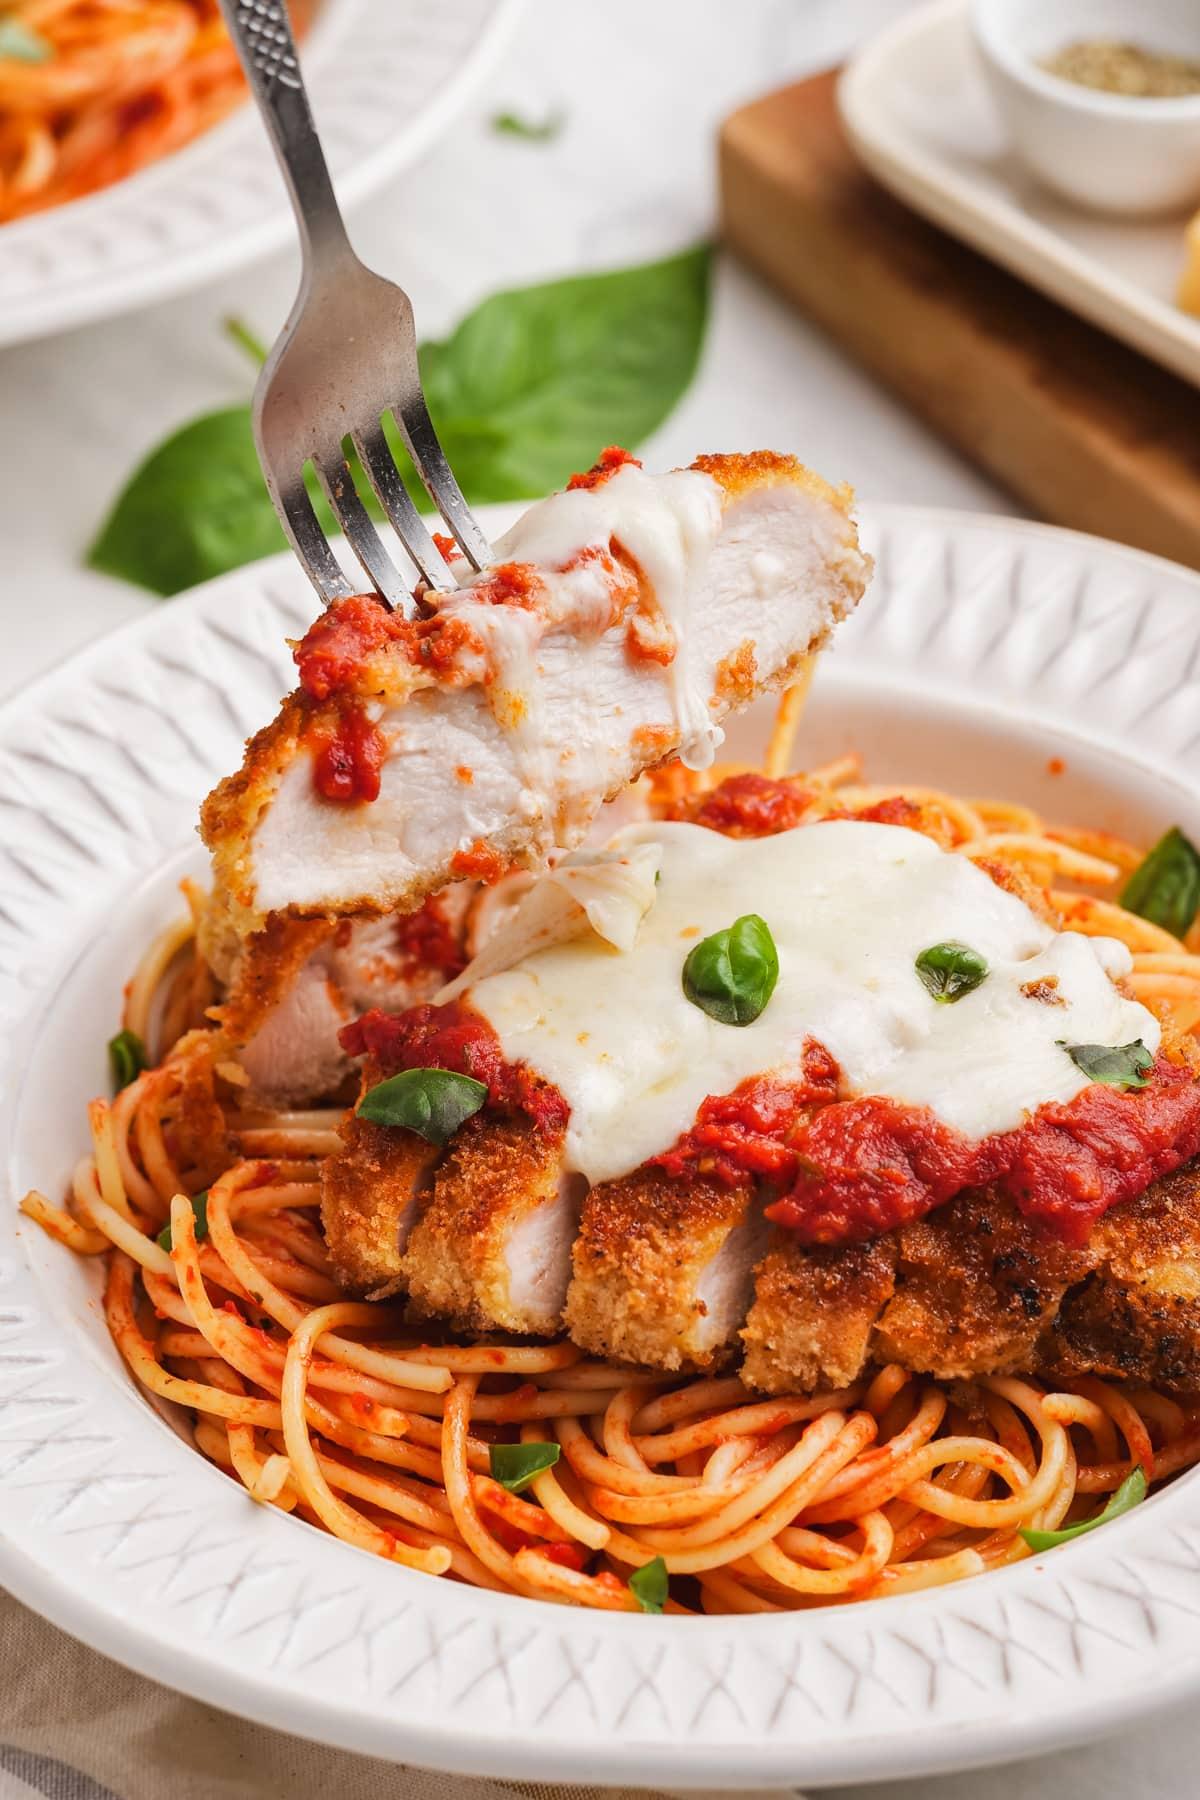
top-left (357, 1067), bottom-right (487, 1144)
top-left (488, 1442), bottom-right (561, 1493)
top-left (1120, 827), bottom-right (1200, 939)
top-left (158, 1192), bottom-right (209, 1253)
top-left (108, 1028), bottom-right (148, 1091)
top-left (629, 1554), bottom-right (669, 1614)
top-left (492, 109), bottom-right (565, 141)
top-left (1020, 1465), bottom-right (1147, 1551)
top-left (914, 941), bottom-right (988, 1004)
top-left (682, 914), bottom-right (779, 1026)
top-left (1060, 1039), bottom-right (1154, 1089)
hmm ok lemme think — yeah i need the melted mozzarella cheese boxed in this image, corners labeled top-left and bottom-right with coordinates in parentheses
top-left (464, 820), bottom-right (1159, 1188)
top-left (476, 464), bottom-right (726, 770)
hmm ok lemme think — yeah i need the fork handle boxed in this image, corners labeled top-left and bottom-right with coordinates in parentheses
top-left (217, 0), bottom-right (352, 271)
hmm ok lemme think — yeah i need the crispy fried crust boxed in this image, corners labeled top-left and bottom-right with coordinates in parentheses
top-left (1042, 1164), bottom-right (1200, 1388)
top-left (320, 1114), bottom-right (437, 1297)
top-left (741, 1233), bottom-right (896, 1394)
top-left (165, 1031), bottom-right (232, 1189)
top-left (876, 1189), bottom-right (1095, 1381)
top-left (402, 1115), bottom-right (570, 1335)
top-left (564, 1167), bottom-right (759, 1372)
top-left (210, 909), bottom-right (334, 1045)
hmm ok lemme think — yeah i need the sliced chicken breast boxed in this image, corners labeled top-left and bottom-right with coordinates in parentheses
top-left (201, 452), bottom-right (870, 934)
top-left (741, 1234), bottom-right (896, 1394)
top-left (321, 1115), bottom-right (439, 1296)
top-left (1042, 1163), bottom-right (1200, 1388)
top-left (401, 1115), bottom-right (581, 1335)
top-left (564, 1167), bottom-right (765, 1373)
top-left (219, 889), bottom-right (473, 1106)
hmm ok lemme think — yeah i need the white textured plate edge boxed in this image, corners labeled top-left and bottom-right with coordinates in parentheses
top-left (4, 506), bottom-right (1200, 1788)
top-left (838, 0), bottom-right (1200, 390)
top-left (0, 0), bottom-right (525, 349)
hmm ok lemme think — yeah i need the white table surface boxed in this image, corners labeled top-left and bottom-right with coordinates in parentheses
top-left (0, 0), bottom-right (1191, 1793)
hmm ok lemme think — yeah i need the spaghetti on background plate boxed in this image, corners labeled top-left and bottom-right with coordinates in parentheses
top-left (0, 0), bottom-right (313, 222)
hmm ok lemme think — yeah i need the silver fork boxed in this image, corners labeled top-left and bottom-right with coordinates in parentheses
top-left (216, 0), bottom-right (492, 613)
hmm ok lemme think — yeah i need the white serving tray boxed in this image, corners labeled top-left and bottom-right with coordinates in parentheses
top-left (838, 0), bottom-right (1200, 388)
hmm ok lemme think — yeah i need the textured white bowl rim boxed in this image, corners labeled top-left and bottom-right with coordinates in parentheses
top-left (0, 0), bottom-right (524, 349)
top-left (838, 0), bottom-right (1200, 391)
top-left (4, 505), bottom-right (1200, 1789)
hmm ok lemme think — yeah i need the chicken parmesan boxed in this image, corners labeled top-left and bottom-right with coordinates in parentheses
top-left (24, 448), bottom-right (1200, 1617)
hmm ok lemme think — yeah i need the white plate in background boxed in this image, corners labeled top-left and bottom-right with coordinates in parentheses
top-left (0, 0), bottom-right (522, 349)
top-left (4, 506), bottom-right (1200, 1787)
top-left (838, 0), bottom-right (1200, 388)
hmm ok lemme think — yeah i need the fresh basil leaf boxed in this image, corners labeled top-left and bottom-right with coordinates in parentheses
top-left (682, 913), bottom-right (779, 1026)
top-left (629, 1554), bottom-right (668, 1614)
top-left (157, 1192), bottom-right (209, 1253)
top-left (357, 1067), bottom-right (487, 1144)
top-left (1020, 1465), bottom-right (1147, 1551)
top-left (89, 248), bottom-right (710, 593)
top-left (492, 109), bottom-right (564, 141)
top-left (88, 410), bottom-right (288, 595)
top-left (1060, 1039), bottom-right (1154, 1089)
top-left (1120, 827), bottom-right (1200, 939)
top-left (0, 18), bottom-right (51, 61)
top-left (488, 1441), bottom-right (561, 1492)
top-left (407, 244), bottom-right (711, 506)
top-left (108, 1028), bottom-right (148, 1091)
top-left (915, 941), bottom-right (989, 1004)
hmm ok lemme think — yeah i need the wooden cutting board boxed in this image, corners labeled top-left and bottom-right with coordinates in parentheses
top-left (719, 70), bottom-right (1200, 572)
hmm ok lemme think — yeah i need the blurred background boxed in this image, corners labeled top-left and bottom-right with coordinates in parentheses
top-left (0, 0), bottom-right (1004, 688)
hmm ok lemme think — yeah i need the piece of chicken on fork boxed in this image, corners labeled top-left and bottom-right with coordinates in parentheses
top-left (201, 450), bottom-right (871, 940)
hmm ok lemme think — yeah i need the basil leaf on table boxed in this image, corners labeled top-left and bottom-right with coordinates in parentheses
top-left (682, 914), bottom-right (779, 1026)
top-left (628, 1555), bottom-right (669, 1614)
top-left (492, 110), bottom-right (565, 141)
top-left (1020, 1465), bottom-right (1147, 1551)
top-left (108, 1028), bottom-right (148, 1091)
top-left (87, 247), bottom-right (711, 595)
top-left (416, 245), bottom-right (710, 504)
top-left (157, 1192), bottom-right (209, 1253)
top-left (914, 941), bottom-right (989, 1004)
top-left (89, 410), bottom-right (291, 596)
top-left (1060, 1039), bottom-right (1154, 1089)
top-left (488, 1442), bottom-right (561, 1492)
top-left (1120, 827), bottom-right (1200, 938)
top-left (357, 1067), bottom-right (487, 1145)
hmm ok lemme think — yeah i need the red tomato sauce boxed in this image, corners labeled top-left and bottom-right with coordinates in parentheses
top-left (567, 445), bottom-right (641, 491)
top-left (306, 703), bottom-right (387, 803)
top-left (688, 772), bottom-right (814, 838)
top-left (651, 1046), bottom-right (841, 1184)
top-left (471, 562), bottom-right (543, 608)
top-left (294, 594), bottom-right (407, 700)
top-left (392, 897), bottom-right (467, 982)
top-left (450, 840), bottom-right (512, 883)
top-left (757, 1056), bottom-right (1200, 1247)
top-left (340, 1002), bottom-right (569, 1135)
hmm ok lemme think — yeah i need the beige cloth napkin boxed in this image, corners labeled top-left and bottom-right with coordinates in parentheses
top-left (0, 1590), bottom-right (797, 1800)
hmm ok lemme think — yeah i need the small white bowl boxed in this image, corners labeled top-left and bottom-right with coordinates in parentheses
top-left (970, 0), bottom-right (1200, 216)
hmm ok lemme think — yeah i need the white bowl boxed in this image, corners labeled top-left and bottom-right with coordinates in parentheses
top-left (7, 507), bottom-right (1200, 1787)
top-left (970, 0), bottom-right (1200, 215)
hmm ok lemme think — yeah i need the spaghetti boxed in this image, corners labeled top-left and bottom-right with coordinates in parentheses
top-left (0, 0), bottom-right (312, 223)
top-left (22, 709), bottom-right (1200, 1613)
